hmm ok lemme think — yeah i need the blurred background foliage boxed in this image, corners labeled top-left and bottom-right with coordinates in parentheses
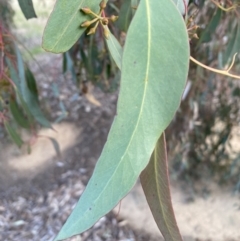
top-left (0, 0), bottom-right (240, 190)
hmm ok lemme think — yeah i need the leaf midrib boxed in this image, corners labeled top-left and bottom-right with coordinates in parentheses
top-left (50, 0), bottom-right (89, 51)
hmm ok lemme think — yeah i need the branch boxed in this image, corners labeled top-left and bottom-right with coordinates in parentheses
top-left (190, 54), bottom-right (240, 80)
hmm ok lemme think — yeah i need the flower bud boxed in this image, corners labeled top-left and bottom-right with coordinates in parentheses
top-left (102, 18), bottom-right (109, 25)
top-left (81, 21), bottom-right (91, 28)
top-left (109, 15), bottom-right (118, 22)
top-left (100, 0), bottom-right (106, 9)
top-left (81, 7), bottom-right (91, 14)
top-left (87, 27), bottom-right (96, 35)
top-left (103, 27), bottom-right (109, 39)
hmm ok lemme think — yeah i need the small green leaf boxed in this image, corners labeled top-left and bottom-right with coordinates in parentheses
top-left (105, 29), bottom-right (123, 70)
top-left (63, 52), bottom-right (77, 84)
top-left (140, 134), bottom-right (183, 241)
top-left (223, 21), bottom-right (240, 66)
top-left (17, 0), bottom-right (37, 20)
top-left (198, 9), bottom-right (222, 45)
top-left (4, 121), bottom-right (24, 148)
top-left (117, 0), bottom-right (132, 32)
top-left (55, 0), bottom-right (189, 239)
top-left (25, 67), bottom-right (39, 97)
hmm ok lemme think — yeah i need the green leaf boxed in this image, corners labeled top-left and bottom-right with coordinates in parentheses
top-left (6, 58), bottom-right (35, 125)
top-left (17, 0), bottom-right (37, 20)
top-left (42, 0), bottom-right (104, 53)
top-left (140, 134), bottom-right (183, 241)
top-left (117, 0), bottom-right (132, 32)
top-left (223, 21), bottom-right (240, 66)
top-left (4, 121), bottom-right (24, 148)
top-left (105, 30), bottom-right (123, 70)
top-left (15, 45), bottom-right (52, 128)
top-left (62, 52), bottom-right (77, 84)
top-left (198, 9), bottom-right (222, 45)
top-left (25, 66), bottom-right (39, 97)
top-left (9, 99), bottom-right (30, 129)
top-left (6, 58), bottom-right (21, 90)
top-left (15, 88), bottom-right (35, 125)
top-left (55, 0), bottom-right (189, 239)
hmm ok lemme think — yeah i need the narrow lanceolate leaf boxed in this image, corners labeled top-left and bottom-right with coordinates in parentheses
top-left (131, 0), bottom-right (139, 15)
top-left (62, 52), bottom-right (77, 84)
top-left (140, 134), bottom-right (183, 241)
top-left (55, 0), bottom-right (189, 240)
top-left (15, 45), bottom-right (52, 128)
top-left (48, 137), bottom-right (61, 158)
top-left (17, 0), bottom-right (37, 20)
top-left (198, 8), bottom-right (222, 45)
top-left (42, 0), bottom-right (106, 53)
top-left (223, 20), bottom-right (240, 66)
top-left (105, 30), bottom-right (123, 70)
top-left (4, 121), bottom-right (24, 148)
top-left (117, 0), bottom-right (132, 32)
top-left (9, 99), bottom-right (30, 129)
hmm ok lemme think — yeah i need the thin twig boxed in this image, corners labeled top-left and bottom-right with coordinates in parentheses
top-left (190, 55), bottom-right (240, 80)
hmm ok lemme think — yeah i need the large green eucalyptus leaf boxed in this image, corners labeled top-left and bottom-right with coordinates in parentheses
top-left (140, 134), bottom-right (183, 241)
top-left (42, 0), bottom-right (105, 53)
top-left (55, 0), bottom-right (189, 239)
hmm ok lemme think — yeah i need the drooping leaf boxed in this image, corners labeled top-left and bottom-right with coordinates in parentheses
top-left (140, 133), bottom-right (183, 241)
top-left (55, 0), bottom-right (189, 239)
top-left (17, 0), bottom-right (37, 20)
top-left (198, 8), bottom-right (222, 45)
top-left (42, 0), bottom-right (106, 53)
top-left (6, 58), bottom-right (35, 125)
top-left (25, 67), bottom-right (39, 97)
top-left (4, 121), bottom-right (24, 148)
top-left (223, 20), bottom-right (240, 66)
top-left (48, 137), bottom-right (61, 158)
top-left (14, 45), bottom-right (52, 128)
top-left (15, 88), bottom-right (35, 125)
top-left (105, 30), bottom-right (123, 70)
top-left (117, 0), bottom-right (132, 32)
top-left (62, 52), bottom-right (77, 84)
top-left (9, 98), bottom-right (30, 129)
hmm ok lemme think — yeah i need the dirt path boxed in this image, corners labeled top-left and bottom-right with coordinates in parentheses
top-left (1, 120), bottom-right (240, 241)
